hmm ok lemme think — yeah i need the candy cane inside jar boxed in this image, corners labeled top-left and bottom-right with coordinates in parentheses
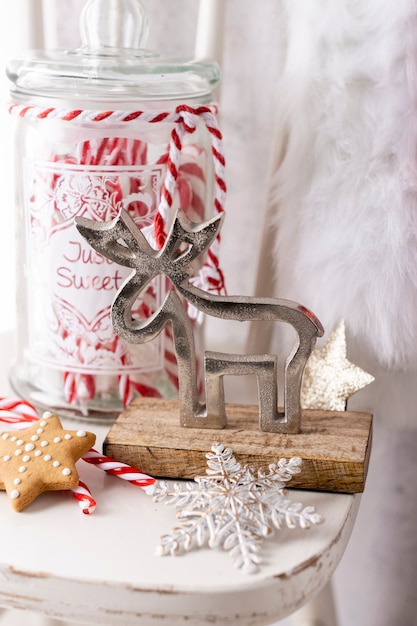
top-left (6, 0), bottom-right (225, 420)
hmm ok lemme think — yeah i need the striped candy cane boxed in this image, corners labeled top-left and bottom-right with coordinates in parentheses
top-left (82, 449), bottom-right (156, 494)
top-left (0, 396), bottom-right (39, 424)
top-left (71, 480), bottom-right (97, 515)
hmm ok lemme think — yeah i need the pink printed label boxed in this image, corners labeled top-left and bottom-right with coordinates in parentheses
top-left (25, 162), bottom-right (166, 374)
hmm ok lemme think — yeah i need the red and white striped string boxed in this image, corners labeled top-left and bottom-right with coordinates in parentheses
top-left (0, 396), bottom-right (156, 514)
top-left (8, 102), bottom-right (218, 126)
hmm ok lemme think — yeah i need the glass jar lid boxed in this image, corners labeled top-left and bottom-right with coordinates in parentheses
top-left (6, 0), bottom-right (220, 104)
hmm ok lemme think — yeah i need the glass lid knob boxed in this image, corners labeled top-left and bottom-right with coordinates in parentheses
top-left (80, 0), bottom-right (149, 51)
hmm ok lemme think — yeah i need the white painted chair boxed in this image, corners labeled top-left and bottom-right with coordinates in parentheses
top-left (0, 335), bottom-right (357, 625)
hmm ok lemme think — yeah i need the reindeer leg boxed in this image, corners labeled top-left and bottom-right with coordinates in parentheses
top-left (164, 292), bottom-right (207, 427)
top-left (282, 322), bottom-right (319, 434)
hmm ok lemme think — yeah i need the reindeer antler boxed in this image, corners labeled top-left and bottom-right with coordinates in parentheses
top-left (161, 209), bottom-right (224, 266)
top-left (75, 211), bottom-right (156, 269)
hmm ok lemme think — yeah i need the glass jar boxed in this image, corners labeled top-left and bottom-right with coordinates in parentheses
top-left (6, 0), bottom-right (223, 420)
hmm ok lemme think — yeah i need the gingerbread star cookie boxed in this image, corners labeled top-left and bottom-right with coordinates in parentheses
top-left (0, 412), bottom-right (95, 511)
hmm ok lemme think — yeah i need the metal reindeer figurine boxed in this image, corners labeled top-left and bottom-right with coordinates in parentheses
top-left (75, 210), bottom-right (323, 433)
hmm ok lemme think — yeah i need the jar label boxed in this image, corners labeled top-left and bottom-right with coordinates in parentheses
top-left (24, 161), bottom-right (166, 375)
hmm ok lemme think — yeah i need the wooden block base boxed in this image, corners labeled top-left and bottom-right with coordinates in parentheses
top-left (103, 398), bottom-right (373, 493)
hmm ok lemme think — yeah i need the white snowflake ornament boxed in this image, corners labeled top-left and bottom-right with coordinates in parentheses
top-left (153, 444), bottom-right (323, 574)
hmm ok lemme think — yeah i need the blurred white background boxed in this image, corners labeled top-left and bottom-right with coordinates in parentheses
top-left (1, 3), bottom-right (417, 626)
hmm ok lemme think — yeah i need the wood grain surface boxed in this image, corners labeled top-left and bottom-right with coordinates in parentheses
top-left (104, 398), bottom-right (372, 493)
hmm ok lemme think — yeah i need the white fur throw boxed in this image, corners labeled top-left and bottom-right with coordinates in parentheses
top-left (271, 0), bottom-right (417, 368)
